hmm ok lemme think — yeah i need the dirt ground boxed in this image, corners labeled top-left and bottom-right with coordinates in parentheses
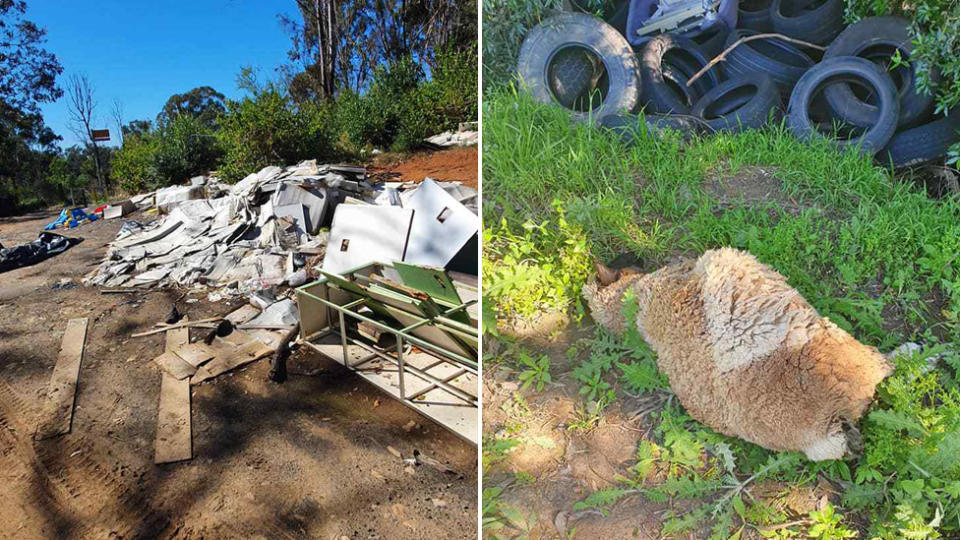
top-left (483, 325), bottom-right (670, 540)
top-left (483, 319), bottom-right (838, 540)
top-left (0, 176), bottom-right (478, 537)
top-left (369, 147), bottom-right (478, 189)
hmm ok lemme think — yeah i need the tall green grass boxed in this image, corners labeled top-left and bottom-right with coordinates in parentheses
top-left (483, 89), bottom-right (960, 540)
top-left (483, 88), bottom-right (960, 347)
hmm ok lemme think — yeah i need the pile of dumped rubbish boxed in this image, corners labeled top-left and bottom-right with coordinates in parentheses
top-left (425, 122), bottom-right (479, 148)
top-left (519, 0), bottom-right (960, 168)
top-left (84, 160), bottom-right (478, 298)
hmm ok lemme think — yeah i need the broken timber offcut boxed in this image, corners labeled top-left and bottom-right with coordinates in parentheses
top-left (36, 317), bottom-right (88, 440)
top-left (155, 318), bottom-right (192, 464)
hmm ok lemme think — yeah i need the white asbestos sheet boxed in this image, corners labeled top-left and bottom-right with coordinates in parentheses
top-left (403, 179), bottom-right (478, 267)
top-left (322, 206), bottom-right (413, 274)
top-left (103, 200), bottom-right (135, 219)
top-left (272, 183), bottom-right (328, 234)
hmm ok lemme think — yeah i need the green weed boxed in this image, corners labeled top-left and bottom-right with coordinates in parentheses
top-left (515, 350), bottom-right (551, 392)
top-left (481, 203), bottom-right (592, 329)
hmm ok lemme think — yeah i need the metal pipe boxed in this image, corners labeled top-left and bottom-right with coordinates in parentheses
top-left (405, 368), bottom-right (468, 401)
top-left (397, 334), bottom-right (405, 400)
top-left (299, 289), bottom-right (477, 369)
top-left (338, 310), bottom-right (349, 368)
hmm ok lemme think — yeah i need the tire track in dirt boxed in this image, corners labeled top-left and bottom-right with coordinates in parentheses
top-left (0, 380), bottom-right (170, 539)
top-left (0, 381), bottom-right (70, 539)
top-left (0, 381), bottom-right (304, 539)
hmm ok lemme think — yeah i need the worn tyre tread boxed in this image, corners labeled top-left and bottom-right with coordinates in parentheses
top-left (693, 76), bottom-right (781, 133)
top-left (770, 0), bottom-right (844, 45)
top-left (640, 34), bottom-right (720, 114)
top-left (788, 57), bottom-right (900, 155)
top-left (823, 16), bottom-right (936, 128)
top-left (518, 12), bottom-right (640, 121)
top-left (878, 111), bottom-right (960, 168)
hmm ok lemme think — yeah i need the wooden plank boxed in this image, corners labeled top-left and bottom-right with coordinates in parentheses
top-left (153, 352), bottom-right (197, 380)
top-left (132, 317), bottom-right (222, 338)
top-left (165, 317), bottom-right (190, 351)
top-left (172, 342), bottom-right (216, 368)
top-left (190, 331), bottom-right (273, 385)
top-left (155, 315), bottom-right (192, 464)
top-left (154, 373), bottom-right (191, 464)
top-left (245, 329), bottom-right (286, 350)
top-left (225, 304), bottom-right (260, 325)
top-left (35, 318), bottom-right (88, 440)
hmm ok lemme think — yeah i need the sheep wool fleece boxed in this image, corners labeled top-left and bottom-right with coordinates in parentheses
top-left (583, 248), bottom-right (892, 460)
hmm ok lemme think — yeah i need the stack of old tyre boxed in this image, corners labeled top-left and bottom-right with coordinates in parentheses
top-left (517, 0), bottom-right (960, 168)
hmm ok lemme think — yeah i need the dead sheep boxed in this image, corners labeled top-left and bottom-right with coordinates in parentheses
top-left (583, 248), bottom-right (892, 461)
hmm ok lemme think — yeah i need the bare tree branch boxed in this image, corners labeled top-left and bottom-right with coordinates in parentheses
top-left (112, 98), bottom-right (124, 146)
top-left (65, 73), bottom-right (105, 195)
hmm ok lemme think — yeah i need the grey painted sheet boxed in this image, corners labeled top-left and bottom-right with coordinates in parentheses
top-left (272, 183), bottom-right (328, 234)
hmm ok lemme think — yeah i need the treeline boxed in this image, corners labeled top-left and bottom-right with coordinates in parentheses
top-left (115, 47), bottom-right (476, 193)
top-left (0, 0), bottom-right (477, 215)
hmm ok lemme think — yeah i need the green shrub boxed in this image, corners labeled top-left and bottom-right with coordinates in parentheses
top-left (482, 0), bottom-right (561, 90)
top-left (111, 133), bottom-right (159, 193)
top-left (111, 115), bottom-right (220, 192)
top-left (395, 46), bottom-right (478, 150)
top-left (338, 57), bottom-right (425, 151)
top-left (336, 89), bottom-right (392, 151)
top-left (47, 155), bottom-right (91, 204)
top-left (482, 203), bottom-right (593, 329)
top-left (153, 114), bottom-right (221, 185)
top-left (217, 89), bottom-right (336, 182)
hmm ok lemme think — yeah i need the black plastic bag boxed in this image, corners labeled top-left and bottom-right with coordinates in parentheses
top-left (0, 232), bottom-right (81, 273)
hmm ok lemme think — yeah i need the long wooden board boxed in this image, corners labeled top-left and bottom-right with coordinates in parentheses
top-left (35, 318), bottom-right (88, 440)
top-left (155, 373), bottom-right (191, 464)
top-left (155, 316), bottom-right (192, 463)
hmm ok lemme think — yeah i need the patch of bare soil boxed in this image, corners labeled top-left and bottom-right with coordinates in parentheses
top-left (484, 324), bottom-right (674, 539)
top-left (485, 317), bottom-right (842, 539)
top-left (370, 147), bottom-right (478, 189)
top-left (0, 210), bottom-right (477, 539)
top-left (705, 164), bottom-right (808, 215)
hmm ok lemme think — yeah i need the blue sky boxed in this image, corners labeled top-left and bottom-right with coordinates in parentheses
top-left (28, 1), bottom-right (298, 147)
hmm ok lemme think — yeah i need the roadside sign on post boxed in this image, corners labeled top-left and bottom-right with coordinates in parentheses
top-left (92, 129), bottom-right (110, 142)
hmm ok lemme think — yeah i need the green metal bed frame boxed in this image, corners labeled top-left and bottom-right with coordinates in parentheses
top-left (295, 261), bottom-right (478, 443)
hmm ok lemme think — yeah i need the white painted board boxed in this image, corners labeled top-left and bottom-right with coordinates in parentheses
top-left (403, 179), bottom-right (477, 268)
top-left (322, 206), bottom-right (413, 274)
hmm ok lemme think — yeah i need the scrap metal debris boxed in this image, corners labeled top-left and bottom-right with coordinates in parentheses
top-left (296, 261), bottom-right (478, 444)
